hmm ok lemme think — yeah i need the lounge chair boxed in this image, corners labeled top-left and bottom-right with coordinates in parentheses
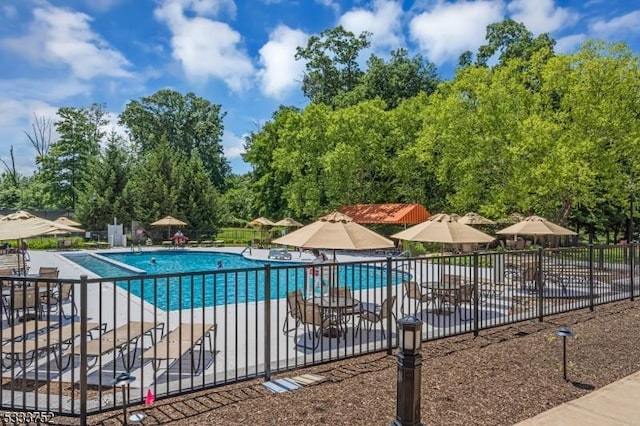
top-left (80, 321), bottom-right (164, 371)
top-left (355, 296), bottom-right (396, 338)
top-left (1, 320), bottom-right (53, 345)
top-left (1, 322), bottom-right (103, 370)
top-left (142, 323), bottom-right (217, 374)
top-left (2, 287), bottom-right (41, 324)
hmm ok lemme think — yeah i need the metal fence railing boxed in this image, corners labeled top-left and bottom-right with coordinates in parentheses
top-left (0, 244), bottom-right (637, 421)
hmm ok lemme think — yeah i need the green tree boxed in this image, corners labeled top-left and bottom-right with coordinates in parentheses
top-left (475, 19), bottom-right (555, 67)
top-left (295, 26), bottom-right (370, 106)
top-left (74, 130), bottom-right (133, 231)
top-left (348, 49), bottom-right (440, 109)
top-left (37, 103), bottom-right (107, 209)
top-left (119, 89), bottom-right (230, 190)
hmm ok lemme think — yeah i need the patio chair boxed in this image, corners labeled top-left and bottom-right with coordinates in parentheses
top-left (45, 282), bottom-right (77, 320)
top-left (400, 281), bottom-right (433, 315)
top-left (450, 283), bottom-right (475, 321)
top-left (282, 290), bottom-right (304, 335)
top-left (355, 296), bottom-right (396, 338)
top-left (3, 287), bottom-right (41, 324)
top-left (142, 323), bottom-right (217, 374)
top-left (295, 301), bottom-right (341, 350)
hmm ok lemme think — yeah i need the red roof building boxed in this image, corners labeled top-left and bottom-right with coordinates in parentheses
top-left (338, 203), bottom-right (430, 225)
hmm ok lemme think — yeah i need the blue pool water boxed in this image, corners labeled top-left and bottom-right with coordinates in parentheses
top-left (64, 251), bottom-right (407, 311)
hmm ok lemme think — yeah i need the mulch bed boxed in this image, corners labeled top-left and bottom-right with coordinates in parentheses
top-left (54, 299), bottom-right (640, 425)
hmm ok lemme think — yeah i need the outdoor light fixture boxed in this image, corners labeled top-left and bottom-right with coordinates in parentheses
top-left (392, 315), bottom-right (424, 426)
top-left (397, 315), bottom-right (423, 354)
top-left (112, 372), bottom-right (136, 425)
top-left (556, 327), bottom-right (575, 381)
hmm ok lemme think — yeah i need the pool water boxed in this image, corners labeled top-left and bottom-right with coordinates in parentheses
top-left (64, 251), bottom-right (406, 311)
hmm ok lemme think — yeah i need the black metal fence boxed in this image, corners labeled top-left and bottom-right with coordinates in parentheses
top-left (0, 244), bottom-right (637, 421)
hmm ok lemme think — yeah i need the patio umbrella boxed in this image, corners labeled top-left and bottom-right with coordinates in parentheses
top-left (272, 211), bottom-right (394, 251)
top-left (248, 217), bottom-right (275, 227)
top-left (391, 213), bottom-right (495, 245)
top-left (0, 211), bottom-right (84, 273)
top-left (274, 217), bottom-right (303, 228)
top-left (496, 215), bottom-right (576, 237)
top-left (54, 216), bottom-right (82, 227)
top-left (151, 215), bottom-right (187, 240)
top-left (458, 212), bottom-right (496, 226)
top-left (0, 211), bottom-right (84, 240)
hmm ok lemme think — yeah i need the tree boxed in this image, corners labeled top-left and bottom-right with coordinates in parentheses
top-left (295, 26), bottom-right (370, 106)
top-left (25, 114), bottom-right (53, 158)
top-left (37, 104), bottom-right (107, 209)
top-left (119, 89), bottom-right (230, 190)
top-left (74, 130), bottom-right (133, 231)
top-left (475, 19), bottom-right (555, 67)
top-left (349, 49), bottom-right (440, 109)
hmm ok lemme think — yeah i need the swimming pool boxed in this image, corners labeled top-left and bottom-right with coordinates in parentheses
top-left (64, 251), bottom-right (408, 311)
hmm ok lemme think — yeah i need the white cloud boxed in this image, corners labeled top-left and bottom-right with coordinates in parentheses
top-left (339, 0), bottom-right (404, 50)
top-left (409, 0), bottom-right (505, 64)
top-left (315, 0), bottom-right (340, 15)
top-left (160, 0), bottom-right (237, 19)
top-left (507, 0), bottom-right (577, 34)
top-left (222, 130), bottom-right (246, 160)
top-left (85, 0), bottom-right (125, 12)
top-left (2, 4), bottom-right (17, 18)
top-left (555, 33), bottom-right (586, 53)
top-left (155, 1), bottom-right (254, 92)
top-left (591, 11), bottom-right (640, 37)
top-left (0, 78), bottom-right (91, 103)
top-left (0, 4), bottom-right (131, 80)
top-left (257, 25), bottom-right (308, 99)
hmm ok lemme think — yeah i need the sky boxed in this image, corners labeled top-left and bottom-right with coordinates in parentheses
top-left (0, 0), bottom-right (639, 176)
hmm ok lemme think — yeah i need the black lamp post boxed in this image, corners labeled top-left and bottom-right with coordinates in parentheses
top-left (392, 315), bottom-right (424, 426)
top-left (556, 327), bottom-right (575, 381)
top-left (112, 372), bottom-right (136, 425)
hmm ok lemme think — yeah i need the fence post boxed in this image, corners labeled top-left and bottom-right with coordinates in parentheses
top-left (386, 256), bottom-right (394, 355)
top-left (473, 252), bottom-right (479, 337)
top-left (630, 243), bottom-right (635, 302)
top-left (264, 264), bottom-right (271, 382)
top-left (79, 275), bottom-right (88, 424)
top-left (537, 248), bottom-right (544, 322)
top-left (589, 244), bottom-right (594, 312)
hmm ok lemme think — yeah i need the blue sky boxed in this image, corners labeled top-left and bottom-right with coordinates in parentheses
top-left (1, 0), bottom-right (639, 176)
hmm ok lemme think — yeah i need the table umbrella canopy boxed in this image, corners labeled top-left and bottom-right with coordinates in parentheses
top-left (0, 211), bottom-right (84, 240)
top-left (496, 215), bottom-right (576, 236)
top-left (274, 217), bottom-right (303, 227)
top-left (391, 213), bottom-right (495, 244)
top-left (151, 215), bottom-right (187, 227)
top-left (249, 217), bottom-right (275, 227)
top-left (54, 216), bottom-right (82, 227)
top-left (272, 211), bottom-right (394, 250)
top-left (458, 212), bottom-right (496, 226)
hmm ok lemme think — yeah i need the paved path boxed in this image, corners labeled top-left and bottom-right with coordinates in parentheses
top-left (515, 370), bottom-right (640, 425)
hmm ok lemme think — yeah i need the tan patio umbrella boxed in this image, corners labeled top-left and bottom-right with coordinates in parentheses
top-left (458, 212), bottom-right (496, 226)
top-left (54, 216), bottom-right (82, 227)
top-left (272, 211), bottom-right (394, 251)
top-left (496, 215), bottom-right (576, 237)
top-left (151, 215), bottom-right (187, 240)
top-left (248, 217), bottom-right (275, 226)
top-left (391, 213), bottom-right (495, 245)
top-left (274, 217), bottom-right (303, 228)
top-left (0, 211), bottom-right (84, 240)
top-left (0, 211), bottom-right (84, 273)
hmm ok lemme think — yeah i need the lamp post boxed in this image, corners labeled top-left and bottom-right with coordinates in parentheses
top-left (112, 372), bottom-right (136, 425)
top-left (392, 315), bottom-right (424, 426)
top-left (556, 327), bottom-right (575, 381)
top-left (92, 194), bottom-right (97, 238)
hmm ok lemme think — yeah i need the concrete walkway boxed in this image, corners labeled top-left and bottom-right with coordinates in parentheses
top-left (515, 370), bottom-right (640, 425)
